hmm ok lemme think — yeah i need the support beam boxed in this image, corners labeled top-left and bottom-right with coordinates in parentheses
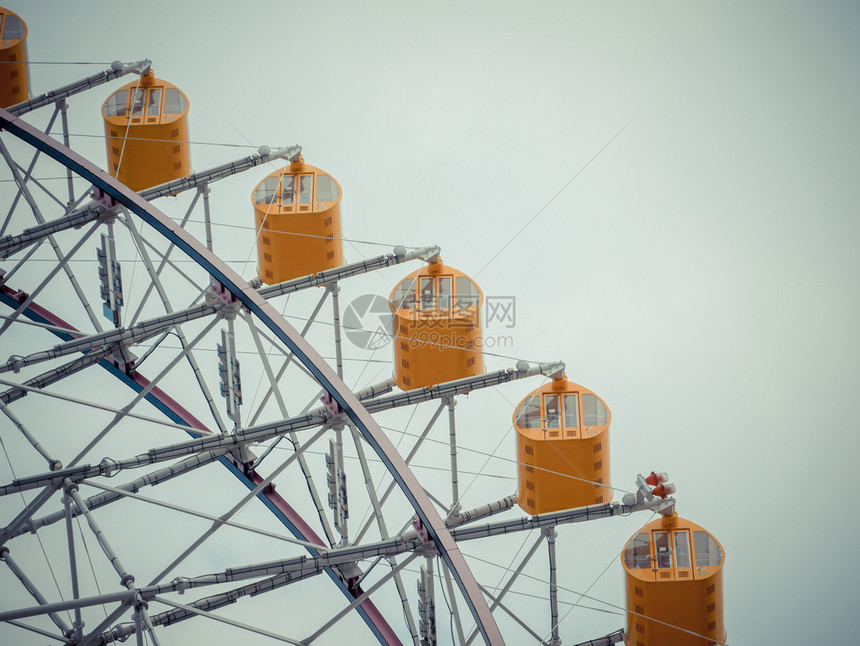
top-left (450, 497), bottom-right (676, 543)
top-left (256, 245), bottom-right (441, 300)
top-left (13, 450), bottom-right (222, 537)
top-left (0, 303), bottom-right (213, 374)
top-left (447, 496), bottom-right (518, 529)
top-left (63, 484), bottom-right (84, 640)
top-left (4, 619), bottom-right (73, 644)
top-left (68, 480), bottom-right (135, 588)
top-left (544, 526), bottom-right (561, 646)
top-left (0, 588), bottom-right (137, 623)
top-left (0, 345), bottom-right (112, 404)
top-left (1, 359), bottom-right (566, 498)
top-left (446, 395), bottom-right (459, 508)
top-left (330, 281), bottom-right (344, 379)
top-left (8, 60), bottom-right (151, 116)
top-left (139, 534), bottom-right (422, 596)
top-left (0, 146), bottom-right (302, 259)
top-left (362, 361), bottom-right (565, 414)
top-left (0, 108), bottom-right (507, 644)
top-left (0, 400), bottom-right (62, 470)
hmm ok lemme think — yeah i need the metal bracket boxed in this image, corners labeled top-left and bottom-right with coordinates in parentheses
top-left (91, 186), bottom-right (118, 210)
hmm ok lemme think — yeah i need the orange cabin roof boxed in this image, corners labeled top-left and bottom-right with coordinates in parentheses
top-left (513, 377), bottom-right (611, 441)
top-left (251, 158), bottom-right (343, 215)
top-left (389, 260), bottom-right (483, 315)
top-left (622, 513), bottom-right (725, 581)
top-left (0, 8), bottom-right (27, 49)
top-left (102, 72), bottom-right (190, 125)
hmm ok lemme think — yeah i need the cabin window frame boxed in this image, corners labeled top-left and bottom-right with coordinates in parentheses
top-left (145, 88), bottom-right (163, 121)
top-left (582, 393), bottom-right (609, 427)
top-left (298, 174), bottom-right (314, 205)
top-left (104, 90), bottom-right (129, 118)
top-left (694, 531), bottom-right (723, 567)
top-left (129, 88), bottom-right (146, 118)
top-left (316, 174), bottom-right (340, 204)
top-left (2, 14), bottom-right (25, 41)
top-left (162, 88), bottom-right (187, 117)
top-left (254, 176), bottom-right (280, 206)
top-left (515, 394), bottom-right (542, 429)
top-left (623, 532), bottom-right (652, 569)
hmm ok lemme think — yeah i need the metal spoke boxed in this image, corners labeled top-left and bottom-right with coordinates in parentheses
top-left (148, 425), bottom-right (328, 585)
top-left (0, 79), bottom-right (690, 646)
top-left (0, 136), bottom-right (103, 333)
top-left (244, 310), bottom-right (337, 546)
top-left (125, 190), bottom-right (203, 327)
top-left (0, 218), bottom-right (102, 338)
top-left (304, 552), bottom-right (420, 644)
top-left (246, 288), bottom-right (329, 427)
top-left (149, 596), bottom-right (304, 645)
top-left (1, 546), bottom-right (73, 636)
top-left (120, 211), bottom-right (226, 433)
top-left (0, 104), bottom-right (62, 237)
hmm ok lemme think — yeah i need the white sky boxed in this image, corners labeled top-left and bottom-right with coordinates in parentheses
top-left (1, 1), bottom-right (859, 644)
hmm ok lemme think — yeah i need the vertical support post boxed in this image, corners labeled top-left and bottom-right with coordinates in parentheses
top-left (218, 319), bottom-right (242, 433)
top-left (132, 603), bottom-right (145, 646)
top-left (329, 280), bottom-right (344, 379)
top-left (98, 219), bottom-right (123, 328)
top-left (227, 316), bottom-right (240, 432)
top-left (445, 395), bottom-right (459, 508)
top-left (418, 556), bottom-right (437, 646)
top-left (64, 481), bottom-right (84, 640)
top-left (140, 606), bottom-right (162, 646)
top-left (59, 99), bottom-right (75, 207)
top-left (200, 182), bottom-right (213, 251)
top-left (327, 424), bottom-right (349, 546)
top-left (544, 525), bottom-right (562, 646)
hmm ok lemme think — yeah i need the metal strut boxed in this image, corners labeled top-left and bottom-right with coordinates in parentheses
top-left (0, 145), bottom-right (302, 259)
top-left (0, 105), bottom-right (506, 645)
top-left (7, 60), bottom-right (151, 116)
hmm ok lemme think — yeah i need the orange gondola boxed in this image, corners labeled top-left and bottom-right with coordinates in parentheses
top-left (102, 69), bottom-right (190, 191)
top-left (251, 157), bottom-right (344, 284)
top-left (389, 259), bottom-right (483, 390)
top-left (513, 376), bottom-right (611, 514)
top-left (622, 513), bottom-right (726, 645)
top-left (0, 7), bottom-right (28, 108)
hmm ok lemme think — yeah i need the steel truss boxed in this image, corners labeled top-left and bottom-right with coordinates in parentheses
top-left (0, 68), bottom-right (670, 646)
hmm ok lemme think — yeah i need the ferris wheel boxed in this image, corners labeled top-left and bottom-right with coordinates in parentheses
top-left (0, 8), bottom-right (725, 646)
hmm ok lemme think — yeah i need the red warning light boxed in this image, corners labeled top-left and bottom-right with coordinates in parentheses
top-left (652, 483), bottom-right (676, 499)
top-left (645, 472), bottom-right (668, 486)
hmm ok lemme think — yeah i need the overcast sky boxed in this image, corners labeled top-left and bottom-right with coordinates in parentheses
top-left (2, 1), bottom-right (859, 644)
